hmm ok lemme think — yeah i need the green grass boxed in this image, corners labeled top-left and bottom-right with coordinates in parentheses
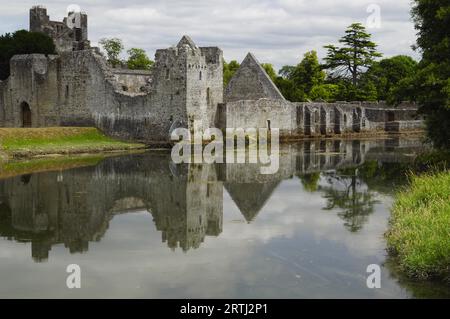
top-left (0, 127), bottom-right (145, 158)
top-left (386, 171), bottom-right (450, 282)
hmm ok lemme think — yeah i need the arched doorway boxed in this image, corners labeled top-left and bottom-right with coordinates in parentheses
top-left (21, 102), bottom-right (32, 127)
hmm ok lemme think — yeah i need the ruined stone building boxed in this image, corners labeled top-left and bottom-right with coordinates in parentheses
top-left (30, 6), bottom-right (90, 52)
top-left (0, 6), bottom-right (423, 143)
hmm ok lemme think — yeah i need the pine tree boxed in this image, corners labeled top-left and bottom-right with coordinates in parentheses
top-left (323, 23), bottom-right (382, 86)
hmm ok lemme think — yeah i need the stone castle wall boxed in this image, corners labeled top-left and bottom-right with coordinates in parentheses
top-left (0, 36), bottom-right (223, 143)
top-left (217, 99), bottom-right (422, 138)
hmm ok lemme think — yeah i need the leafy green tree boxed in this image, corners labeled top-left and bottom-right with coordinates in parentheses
top-left (309, 84), bottom-right (340, 102)
top-left (274, 76), bottom-right (307, 101)
top-left (363, 55), bottom-right (418, 101)
top-left (0, 30), bottom-right (55, 80)
top-left (278, 65), bottom-right (296, 79)
top-left (323, 23), bottom-right (382, 86)
top-left (261, 63), bottom-right (277, 82)
top-left (409, 0), bottom-right (450, 149)
top-left (99, 38), bottom-right (124, 68)
top-left (291, 50), bottom-right (325, 95)
top-left (223, 59), bottom-right (240, 87)
top-left (275, 51), bottom-right (325, 102)
top-left (126, 48), bottom-right (153, 70)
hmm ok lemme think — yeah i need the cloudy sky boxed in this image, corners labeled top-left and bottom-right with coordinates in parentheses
top-left (0, 0), bottom-right (419, 70)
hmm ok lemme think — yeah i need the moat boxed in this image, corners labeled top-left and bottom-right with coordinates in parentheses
top-left (0, 137), bottom-right (448, 298)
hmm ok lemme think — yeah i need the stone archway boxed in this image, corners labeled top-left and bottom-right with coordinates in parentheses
top-left (20, 102), bottom-right (32, 127)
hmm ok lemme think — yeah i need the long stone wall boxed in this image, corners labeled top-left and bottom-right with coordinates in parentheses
top-left (217, 99), bottom-right (423, 138)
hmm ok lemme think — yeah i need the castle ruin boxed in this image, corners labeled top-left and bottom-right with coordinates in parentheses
top-left (0, 6), bottom-right (424, 143)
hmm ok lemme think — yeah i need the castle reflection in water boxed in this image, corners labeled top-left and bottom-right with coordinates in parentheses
top-left (0, 138), bottom-right (423, 261)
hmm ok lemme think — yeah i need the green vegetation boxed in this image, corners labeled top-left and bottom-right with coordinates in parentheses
top-left (0, 29), bottom-right (55, 80)
top-left (323, 23), bottom-right (382, 86)
top-left (408, 0), bottom-right (450, 149)
top-left (99, 38), bottom-right (154, 70)
top-left (223, 59), bottom-right (240, 87)
top-left (275, 50), bottom-right (325, 101)
top-left (99, 37), bottom-right (124, 68)
top-left (127, 48), bottom-right (153, 70)
top-left (0, 127), bottom-right (145, 159)
top-left (386, 171), bottom-right (450, 282)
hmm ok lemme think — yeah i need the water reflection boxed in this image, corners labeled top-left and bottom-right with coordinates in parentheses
top-left (0, 138), bottom-right (421, 262)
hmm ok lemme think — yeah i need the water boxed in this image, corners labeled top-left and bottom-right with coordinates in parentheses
top-left (0, 137), bottom-right (448, 298)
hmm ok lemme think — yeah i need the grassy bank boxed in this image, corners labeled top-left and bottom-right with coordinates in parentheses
top-left (0, 127), bottom-right (145, 159)
top-left (386, 170), bottom-right (450, 282)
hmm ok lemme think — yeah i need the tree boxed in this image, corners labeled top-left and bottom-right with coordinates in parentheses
top-left (278, 65), bottom-right (295, 79)
top-left (223, 59), bottom-right (240, 87)
top-left (127, 48), bottom-right (153, 70)
top-left (0, 30), bottom-right (55, 80)
top-left (274, 76), bottom-right (307, 102)
top-left (275, 51), bottom-right (325, 102)
top-left (291, 50), bottom-right (325, 95)
top-left (261, 63), bottom-right (277, 82)
top-left (409, 0), bottom-right (450, 149)
top-left (363, 55), bottom-right (418, 101)
top-left (99, 38), bottom-right (124, 68)
top-left (309, 84), bottom-right (340, 102)
top-left (323, 23), bottom-right (382, 86)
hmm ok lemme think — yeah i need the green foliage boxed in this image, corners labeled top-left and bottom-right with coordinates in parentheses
top-left (309, 84), bottom-right (340, 102)
top-left (290, 50), bottom-right (325, 94)
top-left (0, 30), bottom-right (56, 80)
top-left (126, 48), bottom-right (153, 70)
top-left (261, 63), bottom-right (277, 82)
top-left (387, 171), bottom-right (450, 282)
top-left (99, 38), bottom-right (124, 68)
top-left (323, 23), bottom-right (382, 85)
top-left (409, 0), bottom-right (450, 149)
top-left (223, 59), bottom-right (240, 87)
top-left (276, 50), bottom-right (325, 102)
top-left (274, 77), bottom-right (306, 101)
top-left (363, 55), bottom-right (418, 101)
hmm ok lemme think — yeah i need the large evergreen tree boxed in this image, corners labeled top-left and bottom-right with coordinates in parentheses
top-left (323, 23), bottom-right (382, 86)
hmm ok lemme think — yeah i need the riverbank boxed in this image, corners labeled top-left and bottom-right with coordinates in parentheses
top-left (0, 127), bottom-right (146, 160)
top-left (386, 169), bottom-right (450, 283)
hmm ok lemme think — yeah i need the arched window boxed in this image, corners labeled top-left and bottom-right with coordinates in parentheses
top-left (199, 71), bottom-right (202, 80)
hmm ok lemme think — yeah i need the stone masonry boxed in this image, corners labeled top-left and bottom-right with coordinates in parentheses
top-left (0, 6), bottom-right (423, 143)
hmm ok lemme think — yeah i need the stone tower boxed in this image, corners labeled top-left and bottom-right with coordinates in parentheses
top-left (29, 6), bottom-right (50, 33)
top-left (29, 5), bottom-right (90, 52)
top-left (152, 35), bottom-right (223, 134)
